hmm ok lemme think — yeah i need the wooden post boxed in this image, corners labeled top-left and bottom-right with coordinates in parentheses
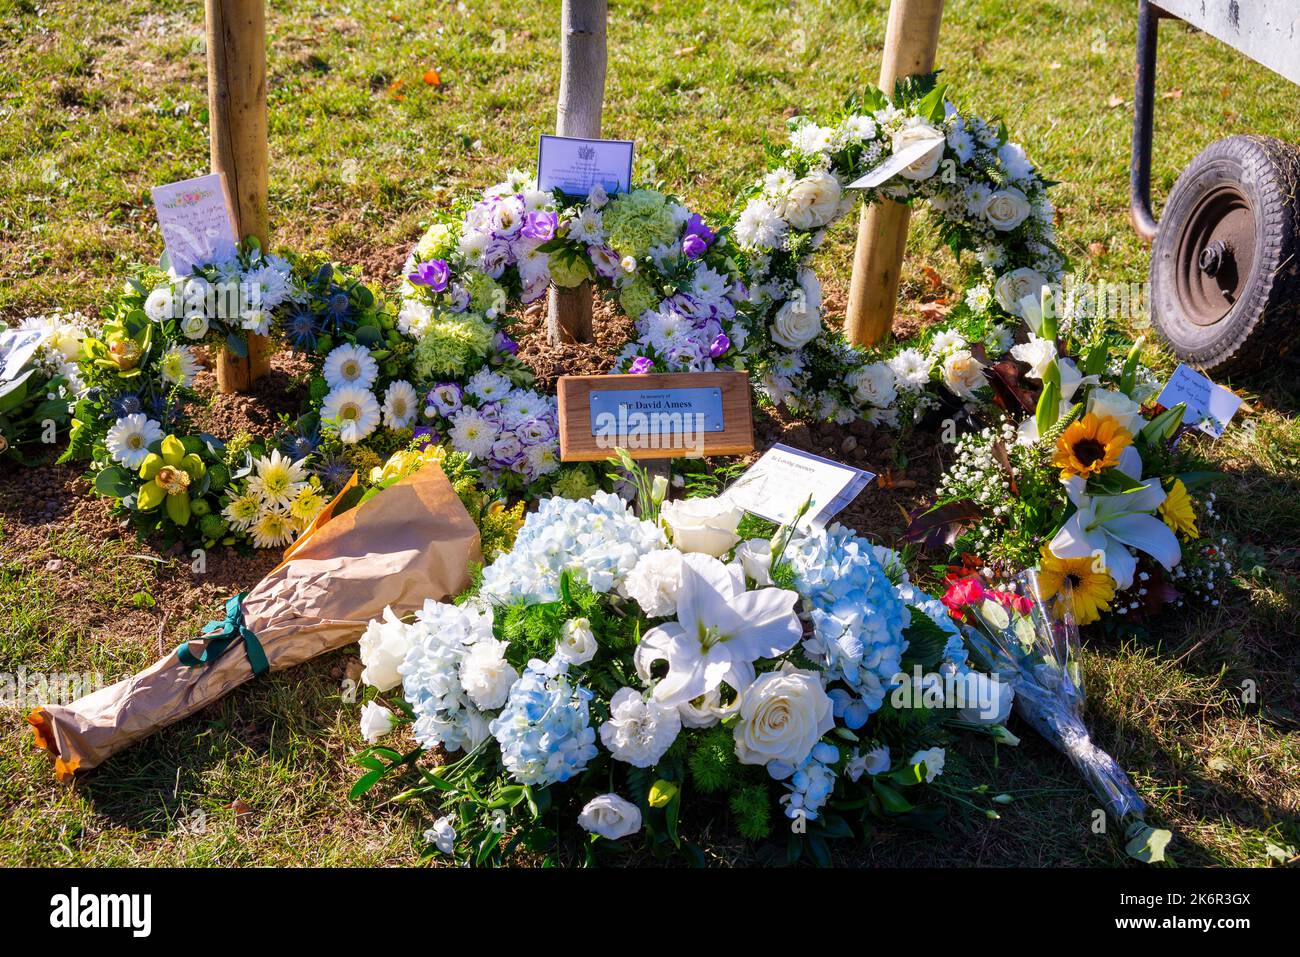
top-left (207, 0), bottom-right (272, 393)
top-left (547, 0), bottom-right (607, 345)
top-left (844, 0), bottom-right (945, 347)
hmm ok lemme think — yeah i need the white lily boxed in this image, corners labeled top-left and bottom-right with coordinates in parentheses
top-left (635, 552), bottom-right (803, 707)
top-left (1048, 447), bottom-right (1181, 590)
top-left (1016, 357), bottom-right (1099, 445)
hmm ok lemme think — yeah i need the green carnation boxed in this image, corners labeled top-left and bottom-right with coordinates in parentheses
top-left (415, 222), bottom-right (457, 260)
top-left (551, 466), bottom-right (598, 501)
top-left (464, 271), bottom-right (505, 318)
top-left (548, 250), bottom-right (592, 288)
top-left (602, 189), bottom-right (679, 259)
top-left (199, 513), bottom-right (228, 540)
top-left (618, 276), bottom-right (660, 319)
top-left (413, 315), bottom-right (494, 379)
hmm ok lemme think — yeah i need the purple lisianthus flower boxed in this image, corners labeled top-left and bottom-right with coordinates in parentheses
top-left (493, 331), bottom-right (519, 356)
top-left (517, 416), bottom-right (555, 443)
top-left (709, 332), bottom-right (731, 359)
top-left (412, 426), bottom-right (440, 448)
top-left (490, 432), bottom-right (525, 468)
top-left (408, 258), bottom-right (450, 292)
top-left (520, 210), bottom-right (558, 241)
top-left (681, 214), bottom-right (716, 260)
top-left (448, 283), bottom-right (470, 313)
top-left (481, 238), bottom-right (512, 279)
top-left (426, 382), bottom-right (463, 417)
top-left (588, 245), bottom-right (621, 280)
top-left (628, 356), bottom-right (654, 375)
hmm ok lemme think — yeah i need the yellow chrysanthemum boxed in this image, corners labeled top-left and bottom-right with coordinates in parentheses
top-left (1159, 478), bottom-right (1199, 539)
top-left (1038, 547), bottom-right (1116, 626)
top-left (1052, 412), bottom-right (1132, 480)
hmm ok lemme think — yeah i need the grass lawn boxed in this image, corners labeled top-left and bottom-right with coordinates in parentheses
top-left (0, 0), bottom-right (1296, 866)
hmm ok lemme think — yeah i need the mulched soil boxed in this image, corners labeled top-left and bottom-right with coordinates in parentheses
top-left (188, 349), bottom-right (316, 441)
top-left (513, 295), bottom-right (636, 390)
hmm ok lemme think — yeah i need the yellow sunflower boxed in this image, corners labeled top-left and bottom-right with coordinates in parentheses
top-left (1052, 412), bottom-right (1132, 480)
top-left (1159, 478), bottom-right (1199, 539)
top-left (1037, 547), bottom-right (1116, 626)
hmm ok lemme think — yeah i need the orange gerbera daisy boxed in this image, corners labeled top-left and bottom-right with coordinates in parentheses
top-left (1037, 547), bottom-right (1116, 625)
top-left (1052, 412), bottom-right (1132, 480)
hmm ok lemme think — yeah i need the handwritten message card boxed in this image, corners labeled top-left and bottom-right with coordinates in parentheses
top-left (722, 444), bottom-right (875, 531)
top-left (1156, 363), bottom-right (1243, 439)
top-left (537, 135), bottom-right (634, 198)
top-left (150, 173), bottom-right (238, 276)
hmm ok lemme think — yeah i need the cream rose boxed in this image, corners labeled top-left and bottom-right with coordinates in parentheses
top-left (577, 793), bottom-right (642, 840)
top-left (179, 313), bottom-right (210, 341)
top-left (770, 270), bottom-right (823, 349)
top-left (891, 123), bottom-right (946, 180)
top-left (942, 349), bottom-right (986, 400)
top-left (1087, 388), bottom-right (1145, 436)
top-left (777, 170), bottom-right (842, 230)
top-left (733, 665), bottom-right (835, 768)
top-left (993, 267), bottom-right (1049, 316)
top-left (983, 187), bottom-right (1032, 231)
top-left (660, 496), bottom-right (742, 557)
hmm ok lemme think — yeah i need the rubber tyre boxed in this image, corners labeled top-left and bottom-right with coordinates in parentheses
top-left (1150, 135), bottom-right (1300, 375)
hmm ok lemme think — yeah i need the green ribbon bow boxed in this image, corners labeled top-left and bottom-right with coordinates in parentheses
top-left (177, 592), bottom-right (269, 677)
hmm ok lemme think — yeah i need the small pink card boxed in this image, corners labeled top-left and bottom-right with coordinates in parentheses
top-left (150, 172), bottom-right (239, 276)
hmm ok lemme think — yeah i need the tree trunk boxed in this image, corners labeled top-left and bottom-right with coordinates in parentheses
top-left (844, 0), bottom-right (945, 347)
top-left (207, 0), bottom-right (272, 393)
top-left (547, 0), bottom-right (608, 346)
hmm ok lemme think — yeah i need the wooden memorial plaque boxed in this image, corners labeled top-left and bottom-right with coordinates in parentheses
top-left (557, 371), bottom-right (754, 461)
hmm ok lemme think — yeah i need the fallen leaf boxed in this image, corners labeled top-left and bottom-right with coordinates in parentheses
top-left (423, 69), bottom-right (441, 86)
top-left (1049, 61), bottom-right (1062, 70)
top-left (1161, 87), bottom-right (1183, 99)
top-left (227, 799), bottom-right (254, 818)
top-left (1088, 241), bottom-right (1107, 257)
top-left (674, 45), bottom-right (697, 56)
top-left (918, 301), bottom-right (951, 321)
top-left (388, 78), bottom-right (406, 101)
top-left (1107, 94), bottom-right (1125, 108)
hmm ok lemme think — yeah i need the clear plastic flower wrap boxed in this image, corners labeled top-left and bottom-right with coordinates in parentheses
top-left (950, 569), bottom-right (1172, 861)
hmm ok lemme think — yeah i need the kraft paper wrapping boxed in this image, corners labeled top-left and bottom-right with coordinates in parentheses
top-left (28, 463), bottom-right (480, 780)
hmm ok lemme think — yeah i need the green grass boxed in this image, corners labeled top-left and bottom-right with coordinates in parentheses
top-left (1, 0), bottom-right (1297, 866)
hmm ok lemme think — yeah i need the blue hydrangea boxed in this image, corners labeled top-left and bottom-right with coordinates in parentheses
top-left (488, 660), bottom-right (599, 786)
top-left (786, 525), bottom-right (912, 724)
top-left (399, 600), bottom-right (495, 753)
top-left (479, 492), bottom-right (664, 604)
top-left (775, 742), bottom-right (839, 821)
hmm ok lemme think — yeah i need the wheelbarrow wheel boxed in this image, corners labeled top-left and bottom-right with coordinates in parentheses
top-left (1150, 135), bottom-right (1300, 374)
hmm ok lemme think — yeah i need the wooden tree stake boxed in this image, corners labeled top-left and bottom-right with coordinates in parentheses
top-left (547, 0), bottom-right (608, 345)
top-left (207, 0), bottom-right (272, 393)
top-left (844, 0), bottom-right (945, 347)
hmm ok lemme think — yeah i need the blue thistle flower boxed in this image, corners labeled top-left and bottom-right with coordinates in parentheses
top-left (110, 393), bottom-right (143, 418)
top-left (286, 306), bottom-right (320, 352)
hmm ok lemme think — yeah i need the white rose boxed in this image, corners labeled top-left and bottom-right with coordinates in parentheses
top-left (942, 349), bottom-right (986, 400)
top-left (179, 313), bottom-right (210, 340)
top-left (1087, 388), bottom-right (1145, 436)
top-left (660, 497), bottom-right (742, 557)
top-left (1009, 335), bottom-right (1058, 379)
top-left (578, 793), bottom-right (642, 840)
top-left (909, 747), bottom-right (946, 782)
top-left (359, 700), bottom-right (396, 744)
top-left (891, 123), bottom-right (945, 180)
top-left (849, 361), bottom-right (897, 408)
top-left (993, 267), bottom-right (1049, 316)
top-left (770, 295), bottom-right (822, 349)
top-left (556, 617), bottom-right (599, 665)
top-left (733, 665), bottom-right (835, 768)
top-left (144, 287), bottom-right (174, 322)
top-left (458, 637), bottom-right (519, 710)
top-left (600, 686), bottom-right (682, 767)
top-left (623, 549), bottom-right (684, 618)
top-left (983, 187), bottom-right (1032, 231)
top-left (777, 170), bottom-right (842, 230)
top-left (359, 608), bottom-right (413, 692)
top-left (956, 674), bottom-right (1014, 725)
top-left (734, 538), bottom-right (773, 586)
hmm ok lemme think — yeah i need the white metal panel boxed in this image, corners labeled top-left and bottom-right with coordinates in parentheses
top-left (1154, 0), bottom-right (1300, 85)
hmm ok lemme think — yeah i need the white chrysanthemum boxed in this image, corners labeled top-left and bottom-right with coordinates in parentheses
top-left (466, 367), bottom-right (512, 401)
top-left (599, 687), bottom-right (682, 768)
top-left (105, 414), bottom-right (163, 469)
top-left (449, 408), bottom-right (499, 458)
top-left (247, 449), bottom-right (309, 507)
top-left (458, 637), bottom-right (519, 711)
top-left (244, 262), bottom-right (291, 309)
top-left (222, 490), bottom-right (263, 531)
top-left (321, 386), bottom-right (381, 445)
top-left (396, 297), bottom-right (433, 338)
top-left (887, 348), bottom-right (931, 392)
top-left (159, 345), bottom-right (200, 388)
top-left (250, 506), bottom-right (296, 548)
top-left (323, 343), bottom-right (379, 391)
top-left (733, 198), bottom-right (787, 251)
top-left (929, 328), bottom-right (967, 357)
top-left (690, 265), bottom-right (729, 304)
top-left (381, 379), bottom-right (418, 430)
top-left (622, 548), bottom-right (685, 618)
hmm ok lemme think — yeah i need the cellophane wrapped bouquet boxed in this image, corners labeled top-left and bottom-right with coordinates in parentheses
top-left (945, 569), bottom-right (1172, 862)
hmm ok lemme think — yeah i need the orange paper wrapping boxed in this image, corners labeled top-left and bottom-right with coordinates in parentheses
top-left (28, 463), bottom-right (480, 780)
